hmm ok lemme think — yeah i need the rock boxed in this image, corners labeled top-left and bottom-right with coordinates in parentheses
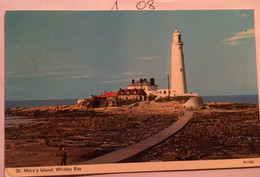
top-left (183, 96), bottom-right (204, 108)
top-left (5, 104), bottom-right (91, 117)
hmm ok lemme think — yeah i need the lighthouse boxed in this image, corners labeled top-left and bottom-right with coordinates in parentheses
top-left (170, 29), bottom-right (187, 96)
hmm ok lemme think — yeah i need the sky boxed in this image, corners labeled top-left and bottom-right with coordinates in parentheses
top-left (4, 10), bottom-right (257, 100)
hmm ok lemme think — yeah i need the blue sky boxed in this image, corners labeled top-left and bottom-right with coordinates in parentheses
top-left (5, 10), bottom-right (257, 100)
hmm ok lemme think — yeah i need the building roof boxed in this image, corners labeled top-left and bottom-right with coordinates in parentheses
top-left (118, 88), bottom-right (146, 96)
top-left (97, 91), bottom-right (118, 98)
top-left (127, 79), bottom-right (157, 87)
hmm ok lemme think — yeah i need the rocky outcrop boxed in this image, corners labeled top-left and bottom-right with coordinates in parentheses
top-left (183, 96), bottom-right (204, 108)
top-left (5, 103), bottom-right (91, 117)
top-left (126, 103), bottom-right (260, 162)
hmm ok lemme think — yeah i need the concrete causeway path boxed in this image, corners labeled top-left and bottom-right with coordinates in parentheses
top-left (80, 111), bottom-right (193, 164)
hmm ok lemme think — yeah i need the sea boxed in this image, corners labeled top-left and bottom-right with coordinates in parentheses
top-left (202, 95), bottom-right (258, 104)
top-left (4, 95), bottom-right (259, 109)
top-left (5, 99), bottom-right (78, 109)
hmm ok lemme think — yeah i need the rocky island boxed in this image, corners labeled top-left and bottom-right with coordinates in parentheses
top-left (5, 99), bottom-right (260, 167)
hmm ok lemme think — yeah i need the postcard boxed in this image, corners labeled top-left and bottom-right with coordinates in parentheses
top-left (3, 9), bottom-right (259, 177)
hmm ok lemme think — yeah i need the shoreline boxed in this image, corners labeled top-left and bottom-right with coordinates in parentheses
top-left (5, 94), bottom-right (259, 109)
top-left (5, 101), bottom-right (258, 117)
top-left (5, 101), bottom-right (260, 167)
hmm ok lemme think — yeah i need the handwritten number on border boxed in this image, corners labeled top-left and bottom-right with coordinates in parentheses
top-left (136, 0), bottom-right (155, 10)
top-left (136, 1), bottom-right (146, 10)
top-left (147, 0), bottom-right (155, 10)
top-left (111, 0), bottom-right (118, 10)
top-left (112, 0), bottom-right (155, 11)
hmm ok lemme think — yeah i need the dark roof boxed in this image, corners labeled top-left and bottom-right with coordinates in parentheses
top-left (117, 88), bottom-right (146, 96)
top-left (127, 79), bottom-right (158, 87)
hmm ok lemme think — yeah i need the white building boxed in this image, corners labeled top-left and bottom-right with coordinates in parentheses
top-left (155, 89), bottom-right (171, 98)
top-left (127, 78), bottom-right (171, 99)
top-left (127, 78), bottom-right (158, 94)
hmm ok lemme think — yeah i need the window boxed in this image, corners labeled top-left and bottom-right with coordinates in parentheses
top-left (164, 91), bottom-right (166, 94)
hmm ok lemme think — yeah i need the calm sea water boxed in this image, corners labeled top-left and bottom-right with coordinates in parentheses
top-left (202, 95), bottom-right (258, 104)
top-left (5, 95), bottom-right (258, 109)
top-left (5, 99), bottom-right (78, 109)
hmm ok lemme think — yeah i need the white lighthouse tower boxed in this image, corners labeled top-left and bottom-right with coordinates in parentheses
top-left (170, 29), bottom-right (187, 96)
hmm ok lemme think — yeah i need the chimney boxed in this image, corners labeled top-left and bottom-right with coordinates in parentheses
top-left (140, 78), bottom-right (143, 83)
top-left (132, 79), bottom-right (135, 84)
top-left (150, 78), bottom-right (155, 85)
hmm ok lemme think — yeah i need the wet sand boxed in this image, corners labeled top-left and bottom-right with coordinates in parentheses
top-left (5, 101), bottom-right (259, 167)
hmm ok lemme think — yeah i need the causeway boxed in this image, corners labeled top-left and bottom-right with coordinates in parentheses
top-left (80, 111), bottom-right (193, 164)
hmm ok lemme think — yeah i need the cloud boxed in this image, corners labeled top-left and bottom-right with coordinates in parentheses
top-left (56, 65), bottom-right (89, 69)
top-left (101, 79), bottom-right (129, 84)
top-left (5, 71), bottom-right (20, 78)
top-left (6, 74), bottom-right (23, 78)
top-left (6, 71), bottom-right (15, 75)
top-left (39, 65), bottom-right (89, 71)
top-left (123, 72), bottom-right (145, 76)
top-left (6, 69), bottom-right (93, 79)
top-left (37, 72), bottom-right (65, 76)
top-left (69, 75), bottom-right (92, 79)
top-left (38, 65), bottom-right (92, 79)
top-left (27, 72), bottom-right (65, 77)
top-left (134, 56), bottom-right (162, 60)
top-left (6, 85), bottom-right (32, 91)
top-left (235, 13), bottom-right (248, 18)
top-left (222, 28), bottom-right (255, 46)
top-left (6, 72), bottom-right (66, 78)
